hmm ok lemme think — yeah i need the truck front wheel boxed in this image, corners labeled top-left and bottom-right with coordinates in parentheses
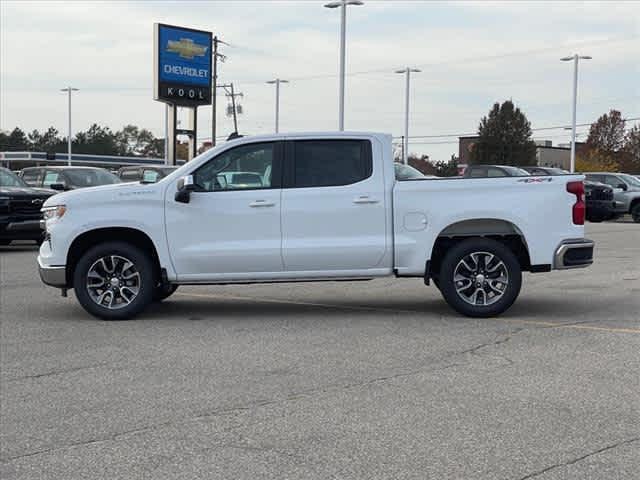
top-left (631, 203), bottom-right (640, 223)
top-left (438, 238), bottom-right (522, 318)
top-left (73, 241), bottom-right (155, 320)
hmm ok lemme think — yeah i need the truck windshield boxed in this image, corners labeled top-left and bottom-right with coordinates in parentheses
top-left (395, 163), bottom-right (425, 180)
top-left (0, 168), bottom-right (28, 187)
top-left (65, 169), bottom-right (121, 187)
top-left (619, 173), bottom-right (640, 188)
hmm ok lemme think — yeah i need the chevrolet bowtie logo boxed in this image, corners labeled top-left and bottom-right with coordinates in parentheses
top-left (166, 38), bottom-right (208, 60)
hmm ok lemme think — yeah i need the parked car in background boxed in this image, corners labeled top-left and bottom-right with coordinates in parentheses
top-left (20, 166), bottom-right (121, 191)
top-left (584, 180), bottom-right (617, 223)
top-left (394, 163), bottom-right (439, 180)
top-left (118, 165), bottom-right (178, 183)
top-left (522, 166), bottom-right (569, 176)
top-left (584, 172), bottom-right (640, 223)
top-left (463, 165), bottom-right (530, 178)
top-left (0, 167), bottom-right (55, 245)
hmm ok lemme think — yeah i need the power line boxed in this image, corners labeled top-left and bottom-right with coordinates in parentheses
top-left (392, 116), bottom-right (640, 140)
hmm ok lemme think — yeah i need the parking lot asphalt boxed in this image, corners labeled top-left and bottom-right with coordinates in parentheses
top-left (1, 222), bottom-right (638, 480)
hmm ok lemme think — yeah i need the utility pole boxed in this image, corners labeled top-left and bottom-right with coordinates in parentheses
top-left (219, 83), bottom-right (243, 135)
top-left (60, 86), bottom-right (79, 166)
top-left (266, 78), bottom-right (289, 133)
top-left (395, 67), bottom-right (421, 165)
top-left (561, 54), bottom-right (592, 173)
top-left (211, 36), bottom-right (228, 148)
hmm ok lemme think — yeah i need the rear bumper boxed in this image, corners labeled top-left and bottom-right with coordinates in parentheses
top-left (554, 239), bottom-right (594, 270)
top-left (37, 256), bottom-right (67, 288)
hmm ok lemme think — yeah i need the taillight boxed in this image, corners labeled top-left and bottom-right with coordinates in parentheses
top-left (567, 181), bottom-right (585, 225)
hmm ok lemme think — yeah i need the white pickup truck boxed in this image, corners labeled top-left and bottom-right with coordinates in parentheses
top-left (38, 132), bottom-right (594, 320)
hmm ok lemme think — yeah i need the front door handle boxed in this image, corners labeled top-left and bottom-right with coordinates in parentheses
top-left (353, 195), bottom-right (379, 204)
top-left (249, 200), bottom-right (276, 207)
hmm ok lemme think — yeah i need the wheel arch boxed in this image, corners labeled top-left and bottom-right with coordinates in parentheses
top-left (66, 227), bottom-right (161, 287)
top-left (428, 218), bottom-right (532, 281)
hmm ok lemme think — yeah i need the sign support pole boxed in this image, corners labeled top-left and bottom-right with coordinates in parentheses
top-left (167, 104), bottom-right (177, 166)
top-left (187, 107), bottom-right (197, 161)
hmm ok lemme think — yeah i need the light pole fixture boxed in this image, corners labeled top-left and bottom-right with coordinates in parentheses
top-left (561, 54), bottom-right (592, 173)
top-left (60, 87), bottom-right (79, 166)
top-left (324, 0), bottom-right (364, 131)
top-left (266, 79), bottom-right (289, 133)
top-left (395, 67), bottom-right (421, 165)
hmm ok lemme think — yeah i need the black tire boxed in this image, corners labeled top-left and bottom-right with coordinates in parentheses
top-left (153, 284), bottom-right (178, 302)
top-left (587, 215), bottom-right (604, 223)
top-left (631, 203), bottom-right (640, 223)
top-left (73, 241), bottom-right (155, 320)
top-left (438, 238), bottom-right (522, 318)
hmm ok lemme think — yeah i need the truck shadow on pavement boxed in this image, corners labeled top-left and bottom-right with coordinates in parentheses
top-left (136, 293), bottom-right (606, 323)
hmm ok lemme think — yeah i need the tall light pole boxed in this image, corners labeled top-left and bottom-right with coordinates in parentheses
top-left (395, 67), bottom-right (421, 165)
top-left (60, 87), bottom-right (79, 166)
top-left (324, 0), bottom-right (364, 131)
top-left (561, 54), bottom-right (591, 173)
top-left (266, 79), bottom-right (289, 133)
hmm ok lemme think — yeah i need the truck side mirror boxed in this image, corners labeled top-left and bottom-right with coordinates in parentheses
top-left (175, 175), bottom-right (196, 203)
top-left (50, 183), bottom-right (65, 191)
top-left (616, 183), bottom-right (627, 191)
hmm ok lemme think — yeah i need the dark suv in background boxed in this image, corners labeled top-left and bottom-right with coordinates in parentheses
top-left (585, 172), bottom-right (640, 223)
top-left (19, 166), bottom-right (120, 191)
top-left (0, 167), bottom-right (55, 245)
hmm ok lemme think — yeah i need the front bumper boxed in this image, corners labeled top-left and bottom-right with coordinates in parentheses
top-left (554, 239), bottom-right (594, 270)
top-left (37, 256), bottom-right (67, 288)
top-left (0, 219), bottom-right (45, 240)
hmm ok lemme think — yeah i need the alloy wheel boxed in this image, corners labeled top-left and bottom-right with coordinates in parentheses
top-left (453, 251), bottom-right (509, 306)
top-left (86, 255), bottom-right (141, 309)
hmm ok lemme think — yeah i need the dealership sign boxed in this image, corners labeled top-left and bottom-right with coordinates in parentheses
top-left (154, 23), bottom-right (212, 106)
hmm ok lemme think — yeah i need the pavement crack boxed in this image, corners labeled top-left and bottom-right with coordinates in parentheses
top-left (2, 362), bottom-right (465, 464)
top-left (5, 362), bottom-right (113, 382)
top-left (515, 437), bottom-right (640, 480)
top-left (451, 328), bottom-right (523, 365)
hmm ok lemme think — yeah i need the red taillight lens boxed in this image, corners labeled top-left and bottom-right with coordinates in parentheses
top-left (567, 181), bottom-right (585, 225)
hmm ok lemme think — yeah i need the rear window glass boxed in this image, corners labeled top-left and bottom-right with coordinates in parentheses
top-left (293, 140), bottom-right (372, 188)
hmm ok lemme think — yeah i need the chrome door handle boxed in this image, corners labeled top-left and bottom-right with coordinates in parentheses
top-left (353, 196), bottom-right (379, 204)
top-left (249, 200), bottom-right (276, 207)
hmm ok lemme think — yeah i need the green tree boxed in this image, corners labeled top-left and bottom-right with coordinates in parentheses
top-left (73, 124), bottom-right (119, 155)
top-left (0, 127), bottom-right (30, 151)
top-left (586, 109), bottom-right (626, 154)
top-left (434, 155), bottom-right (459, 177)
top-left (473, 100), bottom-right (536, 166)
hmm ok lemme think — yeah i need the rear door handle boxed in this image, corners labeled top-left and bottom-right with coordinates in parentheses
top-left (353, 195), bottom-right (379, 204)
top-left (249, 200), bottom-right (276, 207)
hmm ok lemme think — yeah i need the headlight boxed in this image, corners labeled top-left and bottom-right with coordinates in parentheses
top-left (41, 205), bottom-right (67, 221)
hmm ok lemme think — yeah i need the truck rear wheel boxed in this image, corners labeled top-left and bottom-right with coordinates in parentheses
top-left (73, 241), bottom-right (155, 320)
top-left (438, 238), bottom-right (522, 318)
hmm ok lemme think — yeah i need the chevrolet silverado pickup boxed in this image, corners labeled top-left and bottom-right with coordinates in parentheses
top-left (37, 132), bottom-right (594, 320)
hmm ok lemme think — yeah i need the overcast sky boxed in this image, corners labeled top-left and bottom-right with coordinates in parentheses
top-left (1, 0), bottom-right (639, 160)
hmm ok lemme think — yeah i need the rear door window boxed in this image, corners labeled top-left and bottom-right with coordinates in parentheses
top-left (291, 140), bottom-right (372, 188)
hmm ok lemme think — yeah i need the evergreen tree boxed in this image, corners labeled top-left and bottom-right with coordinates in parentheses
top-left (474, 100), bottom-right (536, 166)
